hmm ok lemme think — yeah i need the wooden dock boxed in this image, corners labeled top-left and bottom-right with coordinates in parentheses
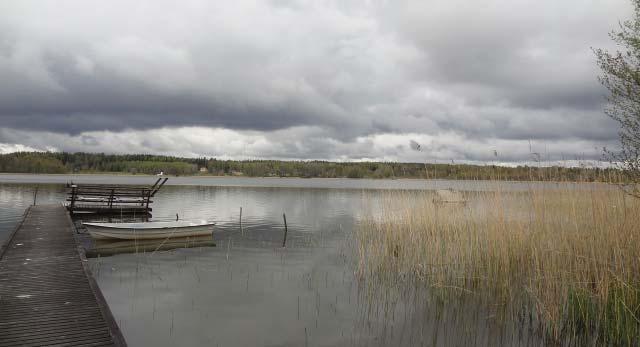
top-left (66, 178), bottom-right (167, 217)
top-left (0, 205), bottom-right (126, 346)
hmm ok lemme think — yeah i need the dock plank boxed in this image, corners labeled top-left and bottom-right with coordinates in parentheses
top-left (0, 205), bottom-right (126, 346)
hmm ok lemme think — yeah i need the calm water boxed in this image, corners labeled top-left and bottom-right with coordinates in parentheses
top-left (0, 173), bottom-right (604, 191)
top-left (0, 175), bottom-right (595, 346)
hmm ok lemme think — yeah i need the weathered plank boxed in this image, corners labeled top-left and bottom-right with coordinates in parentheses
top-left (0, 205), bottom-right (126, 346)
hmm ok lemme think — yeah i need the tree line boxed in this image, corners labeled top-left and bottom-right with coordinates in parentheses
top-left (0, 151), bottom-right (626, 182)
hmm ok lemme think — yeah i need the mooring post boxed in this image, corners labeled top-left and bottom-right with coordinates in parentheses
top-left (70, 185), bottom-right (77, 214)
top-left (176, 213), bottom-right (179, 221)
top-left (145, 190), bottom-right (151, 215)
top-left (108, 189), bottom-right (114, 209)
top-left (33, 186), bottom-right (38, 206)
top-left (282, 213), bottom-right (288, 247)
top-left (239, 207), bottom-right (243, 235)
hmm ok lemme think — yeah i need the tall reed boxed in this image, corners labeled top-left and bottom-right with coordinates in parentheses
top-left (356, 185), bottom-right (640, 345)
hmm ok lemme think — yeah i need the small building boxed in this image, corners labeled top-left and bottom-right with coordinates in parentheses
top-left (199, 167), bottom-right (209, 173)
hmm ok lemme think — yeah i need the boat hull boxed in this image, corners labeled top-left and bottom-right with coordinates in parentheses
top-left (84, 222), bottom-right (214, 240)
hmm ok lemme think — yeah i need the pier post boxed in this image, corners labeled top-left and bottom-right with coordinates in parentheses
top-left (145, 190), bottom-right (151, 215)
top-left (70, 185), bottom-right (77, 214)
top-left (109, 189), bottom-right (115, 208)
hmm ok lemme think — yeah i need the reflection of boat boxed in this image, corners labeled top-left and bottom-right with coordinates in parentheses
top-left (83, 220), bottom-right (215, 240)
top-left (87, 235), bottom-right (215, 257)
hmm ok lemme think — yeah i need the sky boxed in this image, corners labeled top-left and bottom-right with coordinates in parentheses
top-left (0, 0), bottom-right (632, 164)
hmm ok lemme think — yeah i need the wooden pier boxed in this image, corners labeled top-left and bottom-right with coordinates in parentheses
top-left (0, 205), bottom-right (126, 346)
top-left (66, 178), bottom-right (167, 216)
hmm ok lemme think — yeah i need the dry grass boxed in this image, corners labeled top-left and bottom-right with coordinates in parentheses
top-left (356, 185), bottom-right (640, 345)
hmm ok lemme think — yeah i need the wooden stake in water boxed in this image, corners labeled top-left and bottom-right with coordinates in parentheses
top-left (239, 207), bottom-right (243, 236)
top-left (282, 213), bottom-right (288, 247)
top-left (33, 186), bottom-right (38, 206)
top-left (176, 213), bottom-right (179, 221)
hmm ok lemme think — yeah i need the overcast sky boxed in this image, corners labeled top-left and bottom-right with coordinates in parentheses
top-left (0, 0), bottom-right (632, 163)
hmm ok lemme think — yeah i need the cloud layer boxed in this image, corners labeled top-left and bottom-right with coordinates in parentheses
top-left (0, 0), bottom-right (631, 162)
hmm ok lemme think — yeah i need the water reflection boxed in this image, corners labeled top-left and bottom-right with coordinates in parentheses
top-left (89, 235), bottom-right (216, 257)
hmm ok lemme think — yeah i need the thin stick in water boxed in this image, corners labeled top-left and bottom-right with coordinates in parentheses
top-left (282, 213), bottom-right (288, 247)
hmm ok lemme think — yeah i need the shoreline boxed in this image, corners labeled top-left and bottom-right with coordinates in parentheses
top-left (0, 172), bottom-right (618, 186)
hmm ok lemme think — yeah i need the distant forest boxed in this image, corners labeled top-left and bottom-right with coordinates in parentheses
top-left (0, 151), bottom-right (625, 182)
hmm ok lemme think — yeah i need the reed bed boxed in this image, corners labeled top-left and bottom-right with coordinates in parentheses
top-left (356, 185), bottom-right (640, 345)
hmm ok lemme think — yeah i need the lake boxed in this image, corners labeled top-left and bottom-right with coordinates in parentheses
top-left (0, 175), bottom-right (599, 346)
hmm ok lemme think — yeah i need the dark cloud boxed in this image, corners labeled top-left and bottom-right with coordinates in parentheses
top-left (0, 51), bottom-right (349, 134)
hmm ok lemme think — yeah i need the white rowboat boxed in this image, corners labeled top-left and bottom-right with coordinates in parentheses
top-left (83, 220), bottom-right (215, 240)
